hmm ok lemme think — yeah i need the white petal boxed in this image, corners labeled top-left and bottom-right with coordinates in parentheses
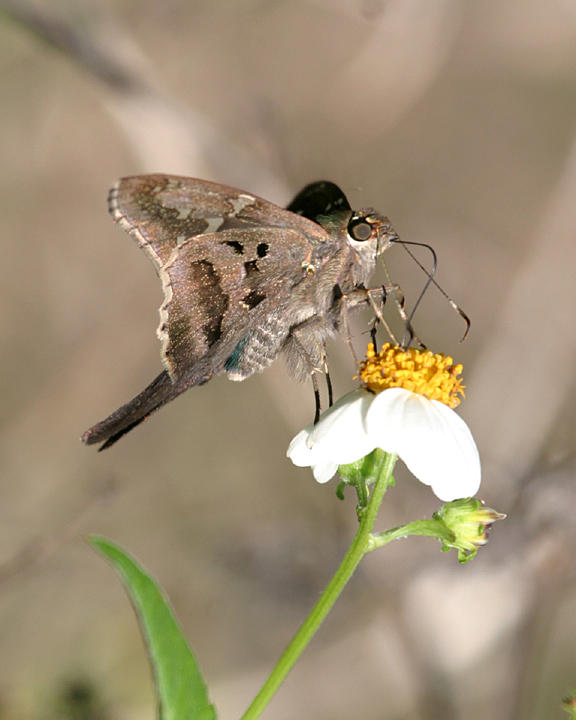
top-left (286, 390), bottom-right (377, 483)
top-left (286, 430), bottom-right (339, 482)
top-left (306, 389), bottom-right (376, 465)
top-left (311, 460), bottom-right (339, 484)
top-left (287, 428), bottom-right (316, 467)
top-left (363, 387), bottom-right (411, 452)
top-left (366, 388), bottom-right (481, 501)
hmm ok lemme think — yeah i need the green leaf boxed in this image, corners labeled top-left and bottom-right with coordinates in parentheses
top-left (89, 536), bottom-right (216, 720)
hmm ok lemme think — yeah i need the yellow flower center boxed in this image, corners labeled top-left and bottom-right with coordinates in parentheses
top-left (358, 343), bottom-right (465, 408)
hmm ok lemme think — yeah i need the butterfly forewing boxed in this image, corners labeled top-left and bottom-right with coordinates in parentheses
top-left (109, 175), bottom-right (331, 272)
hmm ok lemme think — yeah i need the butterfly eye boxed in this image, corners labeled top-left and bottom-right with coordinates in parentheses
top-left (348, 217), bottom-right (374, 242)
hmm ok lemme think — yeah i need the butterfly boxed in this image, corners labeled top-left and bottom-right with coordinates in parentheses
top-left (82, 176), bottom-right (398, 449)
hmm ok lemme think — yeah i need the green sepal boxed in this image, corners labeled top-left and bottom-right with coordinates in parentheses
top-left (338, 448), bottom-right (391, 486)
top-left (338, 449), bottom-right (394, 511)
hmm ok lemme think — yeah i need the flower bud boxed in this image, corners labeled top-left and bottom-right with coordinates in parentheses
top-left (563, 691), bottom-right (576, 719)
top-left (434, 498), bottom-right (506, 563)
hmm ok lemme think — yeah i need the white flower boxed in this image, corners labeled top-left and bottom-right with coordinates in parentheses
top-left (287, 387), bottom-right (481, 502)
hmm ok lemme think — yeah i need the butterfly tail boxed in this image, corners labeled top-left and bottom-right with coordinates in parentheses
top-left (81, 371), bottom-right (192, 450)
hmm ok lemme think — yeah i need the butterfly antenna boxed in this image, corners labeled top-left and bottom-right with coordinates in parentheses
top-left (392, 239), bottom-right (471, 342)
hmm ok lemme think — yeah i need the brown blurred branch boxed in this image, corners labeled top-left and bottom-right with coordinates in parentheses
top-left (0, 0), bottom-right (291, 194)
top-left (0, 0), bottom-right (145, 91)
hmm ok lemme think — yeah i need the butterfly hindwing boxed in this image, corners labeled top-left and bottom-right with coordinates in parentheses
top-left (159, 226), bottom-right (320, 380)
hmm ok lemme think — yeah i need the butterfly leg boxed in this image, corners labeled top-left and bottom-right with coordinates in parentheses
top-left (338, 295), bottom-right (360, 366)
top-left (287, 318), bottom-right (330, 423)
top-left (364, 287), bottom-right (400, 346)
top-left (311, 372), bottom-right (322, 424)
top-left (324, 362), bottom-right (334, 407)
top-left (370, 320), bottom-right (379, 352)
top-left (338, 286), bottom-right (391, 363)
top-left (364, 285), bottom-right (425, 349)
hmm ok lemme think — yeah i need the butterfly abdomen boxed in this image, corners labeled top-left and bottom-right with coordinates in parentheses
top-left (225, 315), bottom-right (289, 381)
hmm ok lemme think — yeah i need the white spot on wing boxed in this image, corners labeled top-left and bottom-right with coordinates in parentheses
top-left (229, 194), bottom-right (255, 215)
top-left (205, 217), bottom-right (224, 233)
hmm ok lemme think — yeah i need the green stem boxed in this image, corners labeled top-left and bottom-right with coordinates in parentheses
top-left (366, 519), bottom-right (455, 552)
top-left (241, 452), bottom-right (398, 720)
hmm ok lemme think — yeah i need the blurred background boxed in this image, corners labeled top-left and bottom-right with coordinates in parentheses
top-left (1, 1), bottom-right (576, 718)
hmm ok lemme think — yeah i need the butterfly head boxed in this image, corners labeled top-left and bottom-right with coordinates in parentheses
top-left (346, 209), bottom-right (398, 260)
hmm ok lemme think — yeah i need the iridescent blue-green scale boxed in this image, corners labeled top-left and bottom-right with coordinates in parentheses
top-left (225, 337), bottom-right (248, 372)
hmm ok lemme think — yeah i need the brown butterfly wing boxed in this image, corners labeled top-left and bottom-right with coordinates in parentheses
top-left (159, 226), bottom-right (321, 380)
top-left (108, 174), bottom-right (329, 270)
